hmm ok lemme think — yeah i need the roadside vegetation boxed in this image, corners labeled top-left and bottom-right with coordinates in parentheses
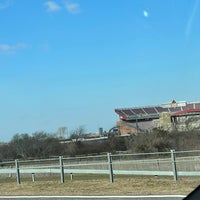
top-left (0, 128), bottom-right (200, 160)
top-left (0, 129), bottom-right (200, 196)
top-left (0, 175), bottom-right (199, 196)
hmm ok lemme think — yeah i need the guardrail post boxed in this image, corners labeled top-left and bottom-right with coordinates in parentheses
top-left (171, 149), bottom-right (178, 181)
top-left (107, 153), bottom-right (114, 183)
top-left (59, 156), bottom-right (65, 183)
top-left (9, 165), bottom-right (12, 178)
top-left (70, 173), bottom-right (73, 180)
top-left (32, 173), bottom-right (35, 182)
top-left (15, 159), bottom-right (21, 184)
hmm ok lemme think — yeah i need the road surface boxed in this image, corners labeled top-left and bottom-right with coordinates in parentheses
top-left (0, 195), bottom-right (186, 200)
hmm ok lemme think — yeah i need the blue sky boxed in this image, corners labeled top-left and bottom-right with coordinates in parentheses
top-left (0, 0), bottom-right (200, 141)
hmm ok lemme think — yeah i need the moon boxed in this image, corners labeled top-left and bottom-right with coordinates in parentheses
top-left (143, 10), bottom-right (149, 17)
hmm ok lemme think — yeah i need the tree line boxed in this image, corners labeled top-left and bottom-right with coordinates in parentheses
top-left (0, 128), bottom-right (200, 161)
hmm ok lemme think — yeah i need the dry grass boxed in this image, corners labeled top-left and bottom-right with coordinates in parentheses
top-left (0, 174), bottom-right (199, 196)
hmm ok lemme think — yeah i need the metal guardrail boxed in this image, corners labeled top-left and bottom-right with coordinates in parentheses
top-left (0, 149), bottom-right (200, 184)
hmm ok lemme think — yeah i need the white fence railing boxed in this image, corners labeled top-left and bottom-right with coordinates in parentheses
top-left (0, 149), bottom-right (200, 184)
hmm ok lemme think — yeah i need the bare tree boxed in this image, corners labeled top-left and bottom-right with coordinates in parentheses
top-left (9, 132), bottom-right (63, 159)
top-left (69, 126), bottom-right (86, 142)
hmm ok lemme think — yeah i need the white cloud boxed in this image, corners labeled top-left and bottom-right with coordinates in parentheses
top-left (0, 44), bottom-right (12, 52)
top-left (44, 1), bottom-right (61, 12)
top-left (38, 43), bottom-right (50, 51)
top-left (0, 43), bottom-right (28, 54)
top-left (143, 10), bottom-right (149, 18)
top-left (64, 2), bottom-right (80, 14)
top-left (0, 0), bottom-right (12, 10)
top-left (185, 0), bottom-right (199, 38)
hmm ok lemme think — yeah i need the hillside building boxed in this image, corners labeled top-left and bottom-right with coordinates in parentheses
top-left (115, 100), bottom-right (200, 135)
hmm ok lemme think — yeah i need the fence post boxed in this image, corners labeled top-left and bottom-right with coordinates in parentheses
top-left (15, 159), bottom-right (21, 184)
top-left (107, 153), bottom-right (114, 183)
top-left (170, 149), bottom-right (178, 181)
top-left (59, 156), bottom-right (65, 183)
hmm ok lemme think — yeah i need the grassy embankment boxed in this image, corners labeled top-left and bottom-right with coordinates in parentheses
top-left (0, 174), bottom-right (199, 196)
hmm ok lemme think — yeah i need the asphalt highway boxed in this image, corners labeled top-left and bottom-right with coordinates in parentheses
top-left (0, 195), bottom-right (186, 200)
